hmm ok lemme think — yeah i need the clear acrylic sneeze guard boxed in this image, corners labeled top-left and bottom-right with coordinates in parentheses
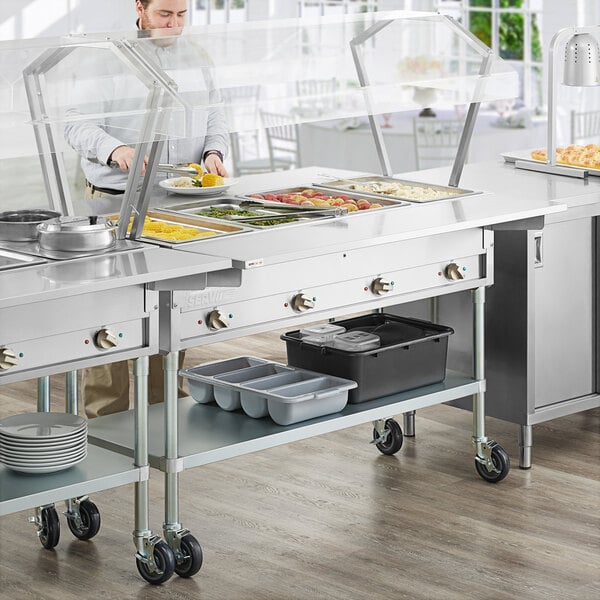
top-left (0, 10), bottom-right (518, 216)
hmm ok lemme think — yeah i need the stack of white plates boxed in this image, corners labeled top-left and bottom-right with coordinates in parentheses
top-left (0, 412), bottom-right (87, 474)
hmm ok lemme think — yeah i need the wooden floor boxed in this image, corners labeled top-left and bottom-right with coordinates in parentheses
top-left (0, 331), bottom-right (598, 600)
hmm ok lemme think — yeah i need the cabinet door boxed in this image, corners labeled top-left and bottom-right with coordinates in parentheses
top-left (533, 218), bottom-right (594, 407)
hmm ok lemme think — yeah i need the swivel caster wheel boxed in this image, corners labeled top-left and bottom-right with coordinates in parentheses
top-left (136, 540), bottom-right (175, 585)
top-left (39, 506), bottom-right (60, 549)
top-left (174, 533), bottom-right (203, 578)
top-left (373, 418), bottom-right (403, 456)
top-left (475, 443), bottom-right (510, 483)
top-left (66, 499), bottom-right (101, 541)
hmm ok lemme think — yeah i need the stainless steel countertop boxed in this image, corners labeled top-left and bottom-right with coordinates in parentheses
top-left (405, 160), bottom-right (600, 211)
top-left (0, 246), bottom-right (231, 308)
top-left (2, 161), bottom-right (588, 305)
top-left (156, 165), bottom-right (567, 266)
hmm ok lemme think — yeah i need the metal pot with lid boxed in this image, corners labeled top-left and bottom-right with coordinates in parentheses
top-left (37, 216), bottom-right (116, 252)
top-left (0, 209), bottom-right (61, 241)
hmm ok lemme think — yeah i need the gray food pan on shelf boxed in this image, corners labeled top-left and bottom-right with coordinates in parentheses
top-left (212, 362), bottom-right (293, 411)
top-left (240, 370), bottom-right (319, 419)
top-left (239, 370), bottom-right (357, 425)
top-left (180, 356), bottom-right (271, 404)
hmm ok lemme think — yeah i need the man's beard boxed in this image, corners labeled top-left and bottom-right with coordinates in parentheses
top-left (140, 13), bottom-right (182, 47)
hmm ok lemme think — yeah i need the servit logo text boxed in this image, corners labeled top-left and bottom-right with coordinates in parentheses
top-left (182, 290), bottom-right (236, 309)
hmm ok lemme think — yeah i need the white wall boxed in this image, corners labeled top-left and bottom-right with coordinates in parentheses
top-left (0, 0), bottom-right (132, 41)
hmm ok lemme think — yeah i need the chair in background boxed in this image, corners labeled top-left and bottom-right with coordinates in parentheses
top-left (412, 117), bottom-right (464, 170)
top-left (570, 109), bottom-right (600, 145)
top-left (260, 110), bottom-right (302, 171)
top-left (295, 78), bottom-right (338, 115)
top-left (221, 85), bottom-right (274, 177)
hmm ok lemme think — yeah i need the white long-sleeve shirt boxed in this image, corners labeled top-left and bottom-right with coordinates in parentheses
top-left (64, 33), bottom-right (229, 191)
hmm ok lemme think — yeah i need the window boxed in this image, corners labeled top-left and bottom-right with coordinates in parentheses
top-left (435, 0), bottom-right (544, 109)
top-left (191, 0), bottom-right (248, 25)
top-left (190, 1), bottom-right (377, 25)
top-left (298, 1), bottom-right (378, 17)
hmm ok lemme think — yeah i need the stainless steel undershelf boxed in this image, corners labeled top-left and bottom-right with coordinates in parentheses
top-left (88, 371), bottom-right (482, 470)
top-left (0, 445), bottom-right (146, 516)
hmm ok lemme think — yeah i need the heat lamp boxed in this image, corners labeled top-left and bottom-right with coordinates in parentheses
top-left (515, 26), bottom-right (600, 178)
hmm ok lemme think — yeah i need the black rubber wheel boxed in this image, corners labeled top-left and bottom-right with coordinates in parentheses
top-left (174, 533), bottom-right (203, 578)
top-left (475, 443), bottom-right (510, 483)
top-left (39, 507), bottom-right (60, 549)
top-left (373, 419), bottom-right (403, 456)
top-left (136, 540), bottom-right (175, 585)
top-left (66, 499), bottom-right (101, 541)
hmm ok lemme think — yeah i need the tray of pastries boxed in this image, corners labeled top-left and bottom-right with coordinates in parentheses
top-left (529, 144), bottom-right (600, 172)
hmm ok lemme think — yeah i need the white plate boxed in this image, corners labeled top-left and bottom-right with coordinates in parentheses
top-left (0, 442), bottom-right (87, 459)
top-left (0, 448), bottom-right (87, 465)
top-left (0, 413), bottom-right (86, 439)
top-left (0, 430), bottom-right (87, 448)
top-left (159, 177), bottom-right (238, 196)
top-left (1, 453), bottom-right (87, 474)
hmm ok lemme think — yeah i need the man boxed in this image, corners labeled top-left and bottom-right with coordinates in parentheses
top-left (66, 0), bottom-right (229, 417)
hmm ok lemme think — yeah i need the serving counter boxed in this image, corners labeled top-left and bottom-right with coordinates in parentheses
top-left (81, 164), bottom-right (566, 581)
top-left (0, 8), bottom-right (586, 586)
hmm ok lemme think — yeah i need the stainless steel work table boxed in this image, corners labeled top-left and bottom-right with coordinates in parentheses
top-left (87, 165), bottom-right (565, 577)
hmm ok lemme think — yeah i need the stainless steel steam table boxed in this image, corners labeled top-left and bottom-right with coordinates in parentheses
top-left (0, 243), bottom-right (232, 577)
top-left (87, 166), bottom-right (565, 575)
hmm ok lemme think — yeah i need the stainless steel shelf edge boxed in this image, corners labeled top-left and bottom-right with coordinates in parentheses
top-left (87, 372), bottom-right (482, 470)
top-left (0, 445), bottom-right (146, 516)
top-left (526, 393), bottom-right (600, 426)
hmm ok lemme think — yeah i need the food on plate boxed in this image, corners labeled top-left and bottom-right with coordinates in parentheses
top-left (169, 176), bottom-right (199, 188)
top-left (126, 217), bottom-right (216, 241)
top-left (201, 173), bottom-right (225, 187)
top-left (248, 189), bottom-right (383, 210)
top-left (165, 173), bottom-right (225, 189)
top-left (187, 163), bottom-right (204, 179)
top-left (530, 144), bottom-right (600, 169)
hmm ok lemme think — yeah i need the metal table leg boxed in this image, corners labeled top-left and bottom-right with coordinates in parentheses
top-left (472, 286), bottom-right (510, 483)
top-left (518, 425), bottom-right (533, 469)
top-left (163, 351), bottom-right (183, 541)
top-left (29, 377), bottom-right (59, 547)
top-left (37, 376), bottom-right (50, 412)
top-left (403, 411), bottom-right (416, 437)
top-left (162, 351), bottom-right (203, 578)
top-left (65, 370), bottom-right (78, 415)
top-left (133, 355), bottom-right (175, 584)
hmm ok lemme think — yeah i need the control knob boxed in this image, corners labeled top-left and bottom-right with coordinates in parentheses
top-left (207, 309), bottom-right (229, 330)
top-left (0, 347), bottom-right (18, 370)
top-left (291, 293), bottom-right (315, 313)
top-left (95, 328), bottom-right (118, 350)
top-left (444, 262), bottom-right (464, 281)
top-left (371, 277), bottom-right (393, 295)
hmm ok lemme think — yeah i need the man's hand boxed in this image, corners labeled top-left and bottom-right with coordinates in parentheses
top-left (109, 145), bottom-right (149, 174)
top-left (204, 154), bottom-right (229, 177)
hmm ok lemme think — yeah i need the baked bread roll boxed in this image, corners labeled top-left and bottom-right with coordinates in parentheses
top-left (531, 144), bottom-right (600, 169)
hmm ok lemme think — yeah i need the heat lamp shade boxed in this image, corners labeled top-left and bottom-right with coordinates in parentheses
top-left (563, 33), bottom-right (600, 86)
